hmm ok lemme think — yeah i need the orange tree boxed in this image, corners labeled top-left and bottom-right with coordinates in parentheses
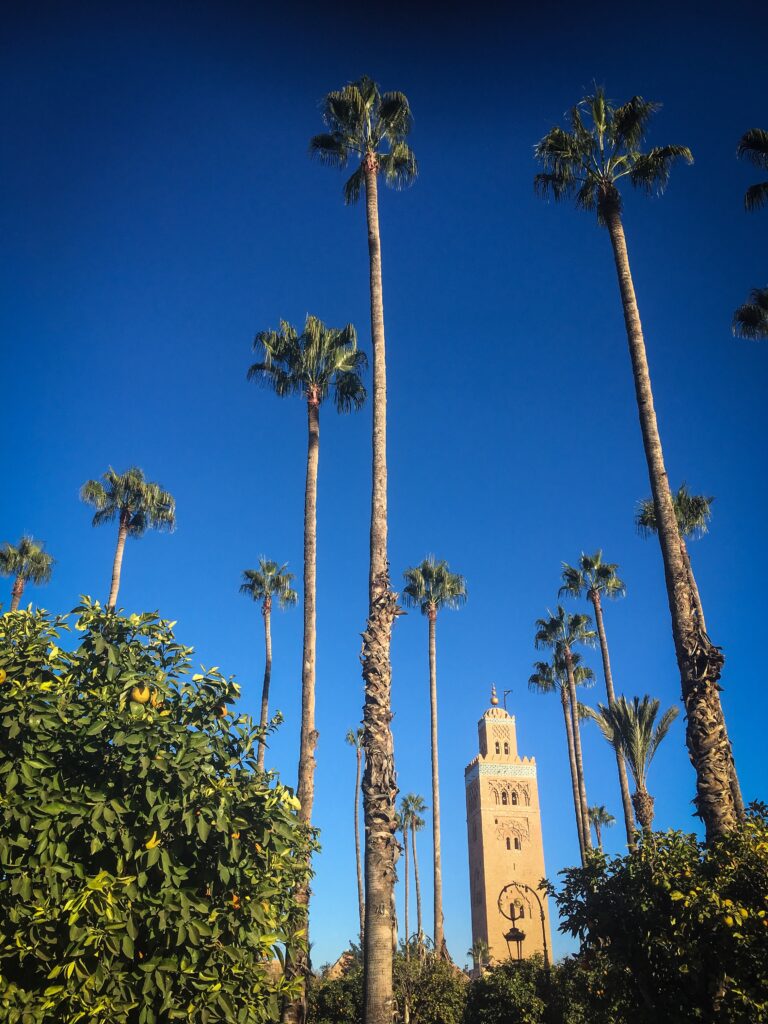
top-left (0, 600), bottom-right (314, 1024)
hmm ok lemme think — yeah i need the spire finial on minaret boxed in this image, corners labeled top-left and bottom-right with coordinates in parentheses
top-left (490, 683), bottom-right (499, 706)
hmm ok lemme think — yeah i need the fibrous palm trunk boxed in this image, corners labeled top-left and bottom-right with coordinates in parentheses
top-left (565, 649), bottom-right (591, 853)
top-left (631, 788), bottom-right (655, 833)
top-left (411, 820), bottom-right (423, 953)
top-left (256, 597), bottom-right (272, 771)
top-left (403, 825), bottom-right (410, 959)
top-left (427, 611), bottom-right (445, 955)
top-left (9, 576), bottom-right (24, 612)
top-left (361, 156), bottom-right (401, 1024)
top-left (108, 513), bottom-right (129, 609)
top-left (282, 398), bottom-right (320, 1024)
top-left (594, 820), bottom-right (603, 851)
top-left (560, 688), bottom-right (586, 863)
top-left (605, 209), bottom-right (738, 842)
top-left (354, 743), bottom-right (365, 942)
top-left (591, 591), bottom-right (635, 849)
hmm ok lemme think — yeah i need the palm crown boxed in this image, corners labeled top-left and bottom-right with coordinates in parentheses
top-left (560, 550), bottom-right (625, 603)
top-left (310, 76), bottom-right (418, 204)
top-left (635, 483), bottom-right (713, 541)
top-left (240, 559), bottom-right (298, 611)
top-left (248, 315), bottom-right (366, 411)
top-left (0, 536), bottom-right (54, 586)
top-left (399, 793), bottom-right (427, 833)
top-left (534, 87), bottom-right (692, 223)
top-left (737, 127), bottom-right (768, 212)
top-left (345, 726), bottom-right (364, 749)
top-left (534, 605), bottom-right (596, 657)
top-left (401, 556), bottom-right (467, 617)
top-left (733, 286), bottom-right (768, 341)
top-left (80, 467), bottom-right (175, 536)
top-left (589, 695), bottom-right (678, 791)
top-left (528, 652), bottom-right (595, 697)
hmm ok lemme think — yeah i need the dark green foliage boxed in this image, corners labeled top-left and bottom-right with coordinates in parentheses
top-left (550, 808), bottom-right (768, 1022)
top-left (0, 602), bottom-right (314, 1023)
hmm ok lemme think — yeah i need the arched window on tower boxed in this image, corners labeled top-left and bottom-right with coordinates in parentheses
top-left (514, 837), bottom-right (521, 850)
top-left (511, 791), bottom-right (518, 806)
top-left (493, 790), bottom-right (499, 805)
top-left (505, 837), bottom-right (511, 850)
top-left (501, 791), bottom-right (508, 806)
top-left (494, 741), bottom-right (500, 754)
top-left (503, 741), bottom-right (509, 755)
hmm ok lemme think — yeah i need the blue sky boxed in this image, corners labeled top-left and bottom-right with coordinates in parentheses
top-left (2, 0), bottom-right (767, 967)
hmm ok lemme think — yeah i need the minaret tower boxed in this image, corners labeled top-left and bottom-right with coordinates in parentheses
top-left (464, 686), bottom-right (552, 964)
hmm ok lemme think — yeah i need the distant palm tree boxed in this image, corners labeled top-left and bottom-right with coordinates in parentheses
top-left (529, 653), bottom-right (596, 860)
top-left (635, 485), bottom-right (743, 819)
top-left (535, 90), bottom-right (737, 841)
top-left (737, 127), bottom-right (768, 211)
top-left (733, 287), bottom-right (768, 341)
top-left (588, 805), bottom-right (616, 850)
top-left (534, 606), bottom-right (596, 855)
top-left (346, 727), bottom-right (366, 941)
top-left (401, 557), bottom-right (467, 955)
top-left (312, 77), bottom-right (416, 1024)
top-left (0, 536), bottom-right (54, 611)
top-left (401, 793), bottom-right (427, 951)
top-left (395, 808), bottom-right (411, 960)
top-left (467, 938), bottom-right (491, 972)
top-left (240, 560), bottom-right (298, 770)
top-left (560, 552), bottom-right (634, 847)
top-left (80, 467), bottom-right (175, 608)
top-left (589, 696), bottom-right (679, 832)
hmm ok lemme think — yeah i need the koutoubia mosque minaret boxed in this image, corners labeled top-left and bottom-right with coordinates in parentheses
top-left (464, 686), bottom-right (552, 965)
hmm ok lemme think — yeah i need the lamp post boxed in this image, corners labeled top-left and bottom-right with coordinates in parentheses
top-left (504, 915), bottom-right (526, 961)
top-left (497, 881), bottom-right (550, 971)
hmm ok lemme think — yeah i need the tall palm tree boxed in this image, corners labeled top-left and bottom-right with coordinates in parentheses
top-left (589, 696), bottom-right (679, 832)
top-left (0, 536), bottom-right (54, 611)
top-left (395, 807), bottom-right (411, 960)
top-left (80, 467), bottom-right (175, 609)
top-left (636, 487), bottom-right (744, 819)
top-left (249, 315), bottom-right (365, 1020)
top-left (588, 805), bottom-right (616, 851)
top-left (401, 556), bottom-right (467, 955)
top-left (311, 77), bottom-right (416, 1024)
top-left (346, 727), bottom-right (366, 942)
top-left (467, 939), bottom-right (491, 972)
top-left (529, 654), bottom-right (596, 861)
top-left (535, 90), bottom-right (737, 841)
top-left (737, 127), bottom-right (768, 212)
top-left (560, 552), bottom-right (634, 847)
top-left (733, 287), bottom-right (768, 341)
top-left (401, 793), bottom-right (427, 952)
top-left (240, 560), bottom-right (298, 770)
top-left (534, 607), bottom-right (596, 855)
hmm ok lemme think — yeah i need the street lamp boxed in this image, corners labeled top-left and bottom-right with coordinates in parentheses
top-left (497, 881), bottom-right (550, 970)
top-left (504, 919), bottom-right (526, 961)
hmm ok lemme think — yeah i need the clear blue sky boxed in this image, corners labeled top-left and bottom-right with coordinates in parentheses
top-left (2, 0), bottom-right (766, 967)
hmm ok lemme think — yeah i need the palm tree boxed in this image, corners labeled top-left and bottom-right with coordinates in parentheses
top-left (588, 805), bottom-right (616, 851)
top-left (311, 77), bottom-right (416, 1024)
top-left (737, 127), bottom-right (768, 212)
top-left (733, 287), bottom-right (768, 341)
top-left (589, 696), bottom-right (678, 832)
top-left (635, 486), bottom-right (744, 819)
top-left (529, 654), bottom-right (596, 861)
top-left (534, 607), bottom-right (596, 855)
top-left (80, 467), bottom-right (175, 609)
top-left (0, 536), bottom-right (54, 611)
top-left (401, 793), bottom-right (427, 952)
top-left (401, 557), bottom-right (467, 955)
top-left (395, 807), bottom-right (411, 960)
top-left (240, 560), bottom-right (298, 770)
top-left (560, 552), bottom-right (634, 847)
top-left (346, 727), bottom-right (366, 942)
top-left (535, 90), bottom-right (737, 841)
top-left (467, 938), bottom-right (491, 972)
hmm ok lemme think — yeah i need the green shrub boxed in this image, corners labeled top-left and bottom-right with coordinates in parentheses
top-left (0, 601), bottom-right (313, 1023)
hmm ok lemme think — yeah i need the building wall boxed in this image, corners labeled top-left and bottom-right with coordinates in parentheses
top-left (465, 705), bottom-right (552, 965)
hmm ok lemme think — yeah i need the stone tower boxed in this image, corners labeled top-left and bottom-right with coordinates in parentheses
top-left (464, 687), bottom-right (552, 965)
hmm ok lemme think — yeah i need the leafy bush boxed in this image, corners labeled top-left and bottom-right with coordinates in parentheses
top-left (0, 602), bottom-right (313, 1024)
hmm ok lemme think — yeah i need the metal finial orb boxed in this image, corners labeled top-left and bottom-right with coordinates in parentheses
top-left (490, 684), bottom-right (499, 706)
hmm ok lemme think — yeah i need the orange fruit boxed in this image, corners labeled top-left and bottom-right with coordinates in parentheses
top-left (131, 686), bottom-right (151, 704)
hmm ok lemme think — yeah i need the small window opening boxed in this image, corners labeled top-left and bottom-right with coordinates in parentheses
top-left (494, 741), bottom-right (500, 754)
top-left (503, 741), bottom-right (509, 755)
top-left (514, 837), bottom-right (521, 850)
top-left (501, 791), bottom-right (508, 806)
top-left (511, 791), bottom-right (518, 806)
top-left (505, 837), bottom-right (511, 850)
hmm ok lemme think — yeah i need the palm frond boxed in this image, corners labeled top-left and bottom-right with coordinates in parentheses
top-left (611, 96), bottom-right (661, 150)
top-left (733, 285), bottom-right (768, 339)
top-left (309, 133), bottom-right (351, 168)
top-left (343, 164), bottom-right (366, 206)
top-left (744, 181), bottom-right (768, 212)
top-left (736, 128), bottom-right (768, 169)
top-left (629, 145), bottom-right (693, 195)
top-left (377, 92), bottom-right (413, 142)
top-left (379, 142), bottom-right (418, 190)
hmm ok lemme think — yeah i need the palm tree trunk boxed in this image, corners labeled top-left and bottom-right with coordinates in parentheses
top-left (605, 209), bottom-right (738, 841)
top-left (594, 820), bottom-right (603, 850)
top-left (403, 826), bottom-right (410, 959)
top-left (680, 540), bottom-right (706, 633)
top-left (632, 788), bottom-right (655, 833)
top-left (9, 575), bottom-right (24, 612)
top-left (565, 649), bottom-right (591, 853)
top-left (108, 514), bottom-right (129, 609)
top-left (560, 688), bottom-right (586, 863)
top-left (361, 156), bottom-right (401, 1024)
top-left (427, 611), bottom-right (445, 954)
top-left (411, 820), bottom-right (423, 951)
top-left (256, 598), bottom-right (272, 771)
top-left (354, 743), bottom-right (365, 942)
top-left (282, 399), bottom-right (320, 1024)
top-left (591, 591), bottom-right (635, 849)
